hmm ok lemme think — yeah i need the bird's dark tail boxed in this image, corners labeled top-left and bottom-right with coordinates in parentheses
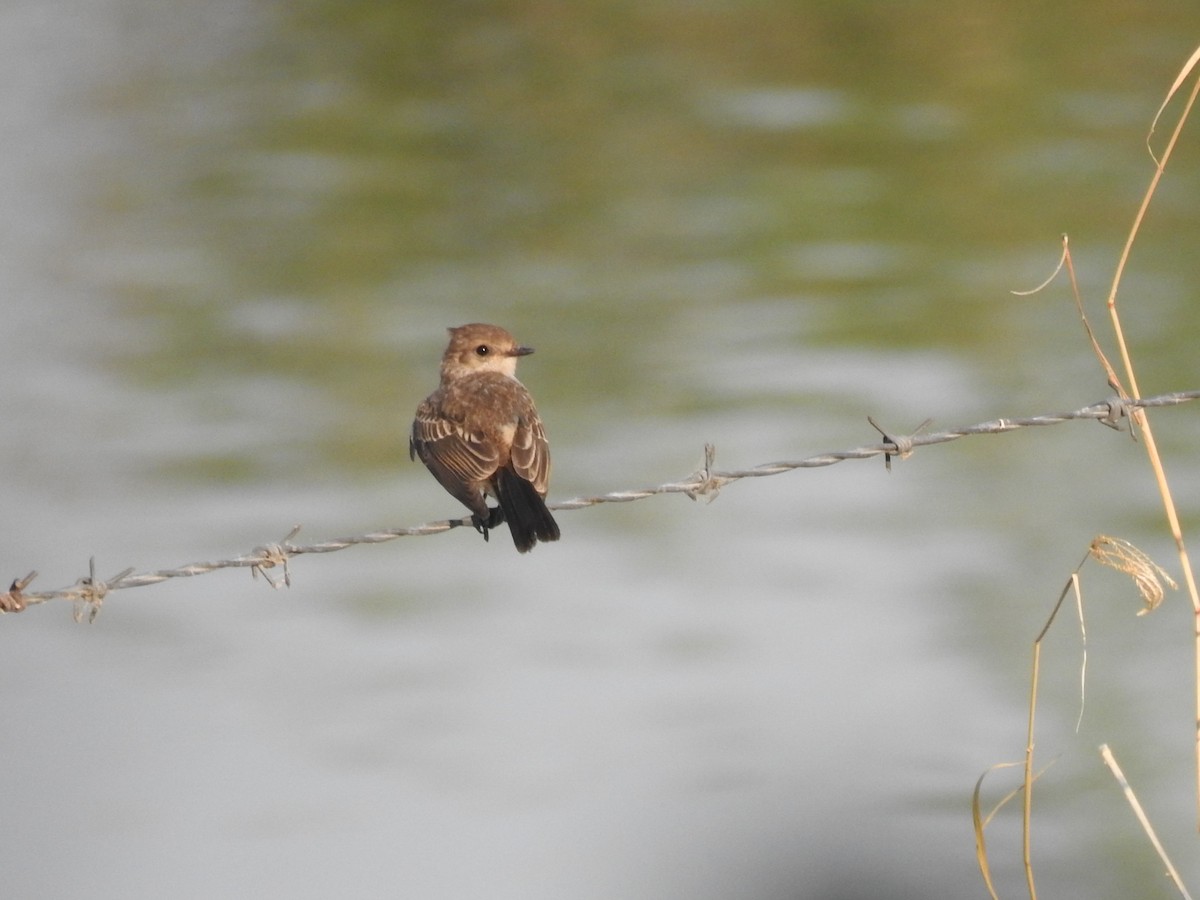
top-left (494, 468), bottom-right (561, 553)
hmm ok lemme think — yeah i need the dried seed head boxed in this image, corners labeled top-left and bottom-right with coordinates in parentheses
top-left (1089, 535), bottom-right (1177, 615)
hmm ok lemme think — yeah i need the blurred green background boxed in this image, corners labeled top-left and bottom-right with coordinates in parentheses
top-left (2, 3), bottom-right (1199, 898)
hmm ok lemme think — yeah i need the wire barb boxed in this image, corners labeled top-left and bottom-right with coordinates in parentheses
top-left (685, 443), bottom-right (725, 502)
top-left (0, 571), bottom-right (37, 613)
top-left (251, 524), bottom-right (302, 589)
top-left (72, 557), bottom-right (134, 623)
top-left (1098, 395), bottom-right (1131, 432)
top-left (868, 416), bottom-right (933, 472)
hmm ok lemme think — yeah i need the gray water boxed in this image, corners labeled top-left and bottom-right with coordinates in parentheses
top-left (2, 3), bottom-right (1199, 898)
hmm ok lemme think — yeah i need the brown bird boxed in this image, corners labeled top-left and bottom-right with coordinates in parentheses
top-left (410, 323), bottom-right (561, 553)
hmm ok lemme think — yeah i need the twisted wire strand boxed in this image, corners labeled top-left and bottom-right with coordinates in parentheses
top-left (4, 389), bottom-right (1198, 617)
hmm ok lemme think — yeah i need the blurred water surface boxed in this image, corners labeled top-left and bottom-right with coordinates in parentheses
top-left (2, 3), bottom-right (1200, 898)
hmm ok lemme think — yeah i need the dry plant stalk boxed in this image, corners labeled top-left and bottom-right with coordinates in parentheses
top-left (973, 566), bottom-right (1082, 899)
top-left (1015, 45), bottom-right (1200, 828)
top-left (973, 761), bottom-right (1051, 900)
top-left (1100, 744), bottom-right (1195, 900)
top-left (1102, 51), bottom-right (1200, 827)
top-left (974, 536), bottom-right (1174, 897)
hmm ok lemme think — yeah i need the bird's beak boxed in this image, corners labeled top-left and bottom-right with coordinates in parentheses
top-left (511, 345), bottom-right (534, 357)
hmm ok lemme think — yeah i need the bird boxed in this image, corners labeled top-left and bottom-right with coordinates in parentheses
top-left (410, 323), bottom-right (561, 553)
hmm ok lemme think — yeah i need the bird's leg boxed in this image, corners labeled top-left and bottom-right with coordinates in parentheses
top-left (470, 513), bottom-right (490, 541)
top-left (470, 506), bottom-right (505, 541)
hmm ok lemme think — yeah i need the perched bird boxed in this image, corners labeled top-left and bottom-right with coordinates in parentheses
top-left (410, 323), bottom-right (560, 553)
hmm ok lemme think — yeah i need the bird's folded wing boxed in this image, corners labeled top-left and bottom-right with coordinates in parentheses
top-left (411, 405), bottom-right (500, 486)
top-left (509, 414), bottom-right (552, 497)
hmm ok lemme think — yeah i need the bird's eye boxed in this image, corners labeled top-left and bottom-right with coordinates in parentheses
top-left (475, 345), bottom-right (490, 356)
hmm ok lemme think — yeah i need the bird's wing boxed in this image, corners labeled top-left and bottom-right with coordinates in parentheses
top-left (411, 399), bottom-right (500, 501)
top-left (508, 402), bottom-right (552, 497)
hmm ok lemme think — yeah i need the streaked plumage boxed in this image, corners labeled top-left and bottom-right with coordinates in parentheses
top-left (410, 324), bottom-right (560, 553)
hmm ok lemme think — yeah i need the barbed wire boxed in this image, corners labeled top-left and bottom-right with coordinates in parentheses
top-left (3, 389), bottom-right (1197, 620)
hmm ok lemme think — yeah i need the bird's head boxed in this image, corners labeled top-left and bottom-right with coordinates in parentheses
top-left (440, 323), bottom-right (533, 380)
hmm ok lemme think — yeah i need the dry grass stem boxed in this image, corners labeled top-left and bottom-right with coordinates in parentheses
top-left (973, 762), bottom-right (1021, 900)
top-left (1102, 48), bottom-right (1200, 824)
top-left (1149, 45), bottom-right (1200, 165)
top-left (978, 541), bottom-right (1149, 897)
top-left (1021, 571), bottom-right (1087, 900)
top-left (1010, 241), bottom-right (1067, 297)
top-left (1100, 744), bottom-right (1195, 900)
top-left (973, 761), bottom-right (1055, 900)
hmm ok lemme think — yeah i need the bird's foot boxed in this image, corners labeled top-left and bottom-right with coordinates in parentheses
top-left (471, 506), bottom-right (505, 541)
